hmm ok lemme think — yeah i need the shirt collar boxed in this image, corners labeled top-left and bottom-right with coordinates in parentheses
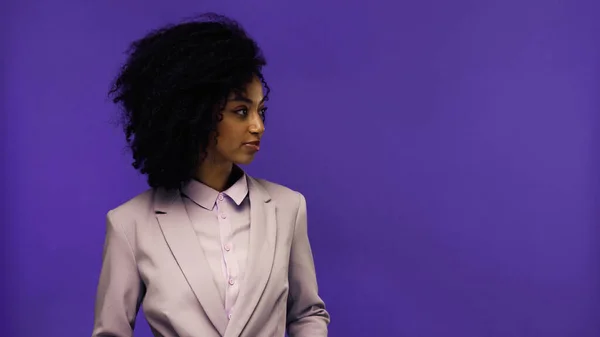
top-left (182, 168), bottom-right (249, 210)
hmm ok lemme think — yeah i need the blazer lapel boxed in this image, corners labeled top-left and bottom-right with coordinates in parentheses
top-left (153, 188), bottom-right (229, 336)
top-left (225, 177), bottom-right (277, 337)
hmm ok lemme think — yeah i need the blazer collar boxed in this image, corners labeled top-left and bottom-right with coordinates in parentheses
top-left (152, 187), bottom-right (229, 335)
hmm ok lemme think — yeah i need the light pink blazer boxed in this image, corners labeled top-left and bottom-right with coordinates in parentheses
top-left (92, 176), bottom-right (330, 337)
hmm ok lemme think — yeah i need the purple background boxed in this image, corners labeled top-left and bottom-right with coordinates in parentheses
top-left (3, 0), bottom-right (599, 336)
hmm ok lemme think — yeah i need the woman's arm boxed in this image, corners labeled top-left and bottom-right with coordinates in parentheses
top-left (286, 193), bottom-right (330, 337)
top-left (92, 211), bottom-right (145, 337)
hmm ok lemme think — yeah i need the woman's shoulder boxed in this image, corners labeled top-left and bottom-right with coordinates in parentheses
top-left (106, 188), bottom-right (157, 224)
top-left (249, 176), bottom-right (305, 206)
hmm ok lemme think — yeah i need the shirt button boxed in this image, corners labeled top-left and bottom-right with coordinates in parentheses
top-left (228, 313), bottom-right (232, 320)
top-left (228, 278), bottom-right (235, 286)
top-left (224, 244), bottom-right (231, 251)
top-left (218, 194), bottom-right (224, 201)
top-left (220, 213), bottom-right (227, 219)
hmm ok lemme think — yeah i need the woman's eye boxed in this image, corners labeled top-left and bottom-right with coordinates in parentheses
top-left (232, 107), bottom-right (267, 119)
top-left (234, 108), bottom-right (248, 116)
top-left (259, 107), bottom-right (268, 121)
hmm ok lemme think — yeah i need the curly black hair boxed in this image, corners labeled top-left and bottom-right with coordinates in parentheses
top-left (109, 13), bottom-right (269, 191)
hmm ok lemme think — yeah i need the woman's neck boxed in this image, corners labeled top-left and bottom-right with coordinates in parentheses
top-left (194, 160), bottom-right (234, 192)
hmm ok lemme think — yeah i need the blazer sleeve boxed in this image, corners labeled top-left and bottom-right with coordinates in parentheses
top-left (92, 211), bottom-right (145, 337)
top-left (286, 192), bottom-right (331, 337)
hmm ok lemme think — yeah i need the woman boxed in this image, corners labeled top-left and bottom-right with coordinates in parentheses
top-left (92, 13), bottom-right (330, 337)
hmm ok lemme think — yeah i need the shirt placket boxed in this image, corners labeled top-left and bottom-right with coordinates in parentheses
top-left (216, 192), bottom-right (241, 320)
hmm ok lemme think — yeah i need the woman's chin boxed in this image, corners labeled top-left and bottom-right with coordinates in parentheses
top-left (234, 155), bottom-right (257, 166)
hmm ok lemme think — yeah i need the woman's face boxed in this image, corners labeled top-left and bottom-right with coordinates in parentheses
top-left (207, 76), bottom-right (266, 166)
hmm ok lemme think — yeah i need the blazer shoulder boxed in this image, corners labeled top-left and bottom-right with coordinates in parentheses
top-left (252, 177), bottom-right (304, 206)
top-left (107, 188), bottom-right (156, 226)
